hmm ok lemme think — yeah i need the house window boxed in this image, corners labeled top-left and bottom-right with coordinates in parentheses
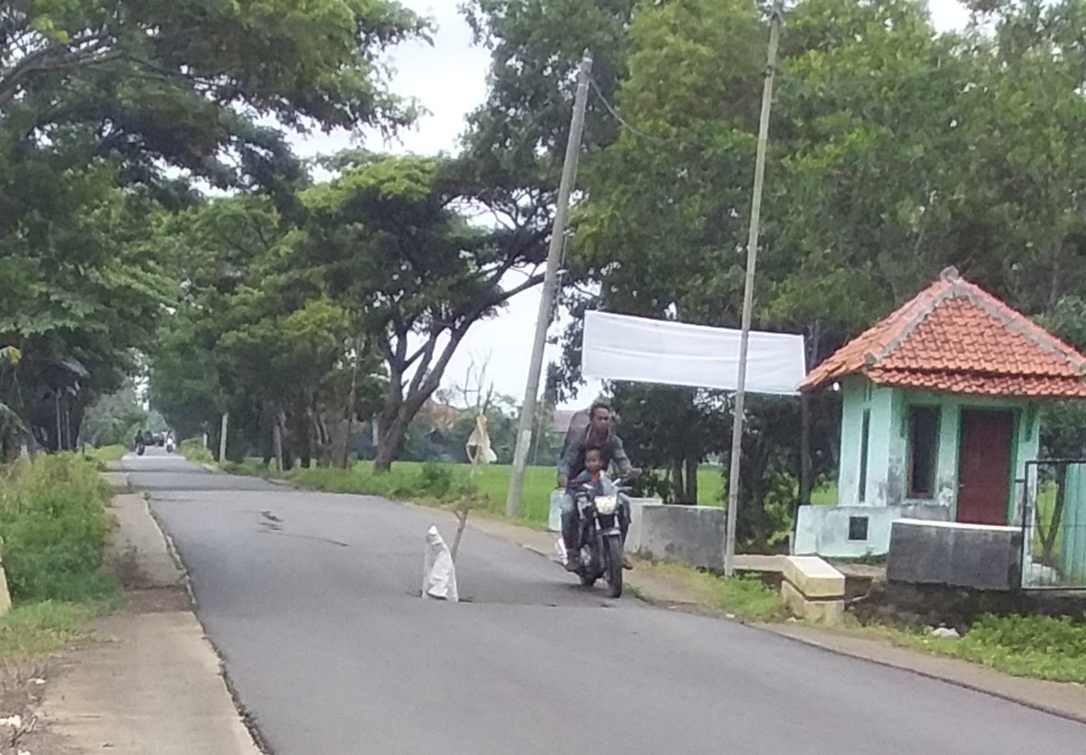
top-left (858, 409), bottom-right (871, 502)
top-left (908, 406), bottom-right (940, 498)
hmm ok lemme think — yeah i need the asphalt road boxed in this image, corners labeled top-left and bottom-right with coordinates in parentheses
top-left (126, 450), bottom-right (1086, 755)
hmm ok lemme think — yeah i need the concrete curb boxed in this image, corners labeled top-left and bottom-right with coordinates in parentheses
top-left (137, 490), bottom-right (266, 754)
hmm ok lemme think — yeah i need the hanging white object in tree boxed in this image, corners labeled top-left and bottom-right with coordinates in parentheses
top-left (422, 526), bottom-right (459, 602)
top-left (581, 311), bottom-right (805, 396)
top-left (465, 413), bottom-right (498, 466)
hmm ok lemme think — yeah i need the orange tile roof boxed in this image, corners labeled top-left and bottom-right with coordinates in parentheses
top-left (801, 267), bottom-right (1086, 398)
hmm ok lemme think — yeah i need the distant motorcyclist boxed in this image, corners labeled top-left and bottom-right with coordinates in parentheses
top-left (557, 401), bottom-right (637, 571)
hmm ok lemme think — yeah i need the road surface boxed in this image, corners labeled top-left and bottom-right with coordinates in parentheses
top-left (126, 451), bottom-right (1086, 755)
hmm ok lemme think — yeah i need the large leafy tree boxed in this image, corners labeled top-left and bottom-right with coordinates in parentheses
top-left (300, 153), bottom-right (549, 470)
top-left (148, 195), bottom-right (387, 466)
top-left (0, 0), bottom-right (425, 453)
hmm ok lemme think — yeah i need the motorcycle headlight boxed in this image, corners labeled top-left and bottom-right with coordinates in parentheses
top-left (595, 495), bottom-right (619, 515)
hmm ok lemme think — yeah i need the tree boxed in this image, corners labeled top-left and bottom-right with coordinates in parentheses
top-left (81, 383), bottom-right (148, 448)
top-left (148, 195), bottom-right (388, 466)
top-left (299, 153), bottom-right (548, 470)
top-left (0, 0), bottom-right (427, 452)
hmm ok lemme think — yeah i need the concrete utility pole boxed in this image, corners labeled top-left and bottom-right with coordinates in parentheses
top-left (724, 9), bottom-right (783, 578)
top-left (506, 51), bottom-right (594, 518)
top-left (219, 412), bottom-right (229, 463)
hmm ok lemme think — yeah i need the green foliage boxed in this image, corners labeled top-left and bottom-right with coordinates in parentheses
top-left (635, 562), bottom-right (783, 623)
top-left (879, 614), bottom-right (1086, 686)
top-left (0, 0), bottom-right (427, 454)
top-left (83, 445), bottom-right (128, 469)
top-left (0, 454), bottom-right (117, 603)
top-left (82, 386), bottom-right (148, 449)
top-left (179, 438), bottom-right (214, 465)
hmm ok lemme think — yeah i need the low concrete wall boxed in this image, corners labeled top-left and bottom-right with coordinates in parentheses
top-left (793, 503), bottom-right (951, 558)
top-left (887, 519), bottom-right (1022, 591)
top-left (635, 504), bottom-right (725, 571)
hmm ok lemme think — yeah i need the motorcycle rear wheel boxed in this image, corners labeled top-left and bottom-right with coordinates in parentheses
top-left (605, 536), bottom-right (623, 598)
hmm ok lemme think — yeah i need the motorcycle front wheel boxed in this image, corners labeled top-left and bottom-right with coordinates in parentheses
top-left (605, 535), bottom-right (623, 598)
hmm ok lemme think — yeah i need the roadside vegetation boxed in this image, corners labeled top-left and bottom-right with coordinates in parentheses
top-left (0, 454), bottom-right (119, 660)
top-left (852, 614), bottom-right (1086, 686)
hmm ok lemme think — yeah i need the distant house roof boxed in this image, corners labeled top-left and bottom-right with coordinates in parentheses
top-left (801, 267), bottom-right (1086, 398)
top-left (421, 401), bottom-right (460, 432)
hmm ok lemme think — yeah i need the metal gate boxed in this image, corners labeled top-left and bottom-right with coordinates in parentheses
top-left (1020, 460), bottom-right (1086, 589)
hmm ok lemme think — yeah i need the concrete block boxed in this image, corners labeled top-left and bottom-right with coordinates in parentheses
top-left (625, 497), bottom-right (661, 555)
top-left (636, 504), bottom-right (725, 571)
top-left (887, 519), bottom-right (1022, 591)
top-left (783, 556), bottom-right (845, 599)
top-left (781, 580), bottom-right (844, 625)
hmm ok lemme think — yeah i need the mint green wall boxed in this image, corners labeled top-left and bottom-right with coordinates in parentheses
top-left (837, 378), bottom-right (1041, 520)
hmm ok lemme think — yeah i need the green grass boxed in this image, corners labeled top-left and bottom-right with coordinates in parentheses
top-left (851, 613), bottom-right (1086, 686)
top-left (633, 560), bottom-right (784, 622)
top-left (0, 601), bottom-right (110, 660)
top-left (82, 445), bottom-right (127, 466)
top-left (0, 454), bottom-right (118, 603)
top-left (179, 438), bottom-right (214, 464)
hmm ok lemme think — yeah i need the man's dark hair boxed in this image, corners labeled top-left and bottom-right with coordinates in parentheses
top-left (589, 400), bottom-right (611, 419)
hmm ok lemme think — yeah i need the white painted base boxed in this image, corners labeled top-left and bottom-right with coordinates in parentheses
top-left (793, 503), bottom-right (951, 558)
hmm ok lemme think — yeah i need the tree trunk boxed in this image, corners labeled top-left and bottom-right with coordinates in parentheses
top-left (342, 336), bottom-right (362, 469)
top-left (1042, 464), bottom-right (1068, 567)
top-left (272, 414), bottom-right (284, 472)
top-left (670, 458), bottom-right (684, 504)
top-left (685, 457), bottom-right (698, 504)
top-left (374, 411), bottom-right (412, 472)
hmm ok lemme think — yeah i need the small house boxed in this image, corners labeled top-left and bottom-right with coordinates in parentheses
top-left (794, 267), bottom-right (1086, 558)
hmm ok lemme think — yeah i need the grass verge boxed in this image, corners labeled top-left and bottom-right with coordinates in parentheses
top-left (849, 613), bottom-right (1086, 686)
top-left (631, 560), bottom-right (784, 623)
top-left (82, 445), bottom-right (127, 467)
top-left (0, 453), bottom-right (119, 660)
top-left (0, 601), bottom-right (113, 660)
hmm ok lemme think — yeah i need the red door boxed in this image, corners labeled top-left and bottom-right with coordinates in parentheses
top-left (957, 409), bottom-right (1014, 525)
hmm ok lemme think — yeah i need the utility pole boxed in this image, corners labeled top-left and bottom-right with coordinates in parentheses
top-left (506, 51), bottom-right (594, 517)
top-left (219, 412), bottom-right (229, 463)
top-left (724, 8), bottom-right (782, 578)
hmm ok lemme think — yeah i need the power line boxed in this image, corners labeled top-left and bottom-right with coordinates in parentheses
top-left (588, 76), bottom-right (670, 147)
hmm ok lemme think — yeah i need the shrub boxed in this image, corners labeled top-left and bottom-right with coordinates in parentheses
top-left (179, 438), bottom-right (214, 464)
top-left (0, 454), bottom-right (116, 602)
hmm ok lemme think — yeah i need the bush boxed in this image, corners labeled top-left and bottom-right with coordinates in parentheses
top-left (179, 437), bottom-right (214, 464)
top-left (0, 454), bottom-right (116, 602)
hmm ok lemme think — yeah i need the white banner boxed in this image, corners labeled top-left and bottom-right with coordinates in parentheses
top-left (581, 311), bottom-right (806, 396)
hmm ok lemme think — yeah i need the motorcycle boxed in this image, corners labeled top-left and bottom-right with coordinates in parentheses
top-left (136, 442), bottom-right (146, 456)
top-left (567, 474), bottom-right (630, 598)
top-left (165, 438), bottom-right (175, 453)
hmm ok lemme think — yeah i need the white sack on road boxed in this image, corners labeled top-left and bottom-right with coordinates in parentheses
top-left (581, 311), bottom-right (806, 396)
top-left (423, 526), bottom-right (459, 602)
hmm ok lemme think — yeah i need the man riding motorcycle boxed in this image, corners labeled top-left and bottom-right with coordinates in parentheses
top-left (557, 401), bottom-right (637, 572)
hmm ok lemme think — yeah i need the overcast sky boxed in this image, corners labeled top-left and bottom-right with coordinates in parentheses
top-left (286, 0), bottom-right (973, 411)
